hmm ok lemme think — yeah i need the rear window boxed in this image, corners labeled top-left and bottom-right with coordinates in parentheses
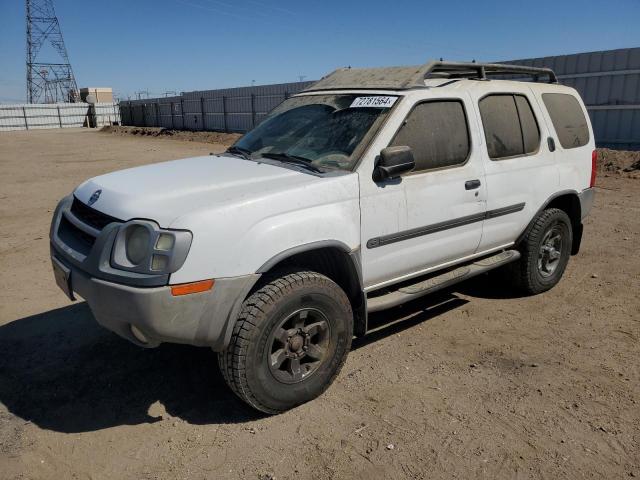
top-left (542, 93), bottom-right (590, 149)
top-left (479, 94), bottom-right (540, 160)
top-left (390, 100), bottom-right (470, 172)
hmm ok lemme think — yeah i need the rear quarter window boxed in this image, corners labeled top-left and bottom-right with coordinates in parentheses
top-left (542, 93), bottom-right (590, 149)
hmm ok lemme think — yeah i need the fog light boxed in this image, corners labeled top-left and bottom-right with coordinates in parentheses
top-left (130, 324), bottom-right (148, 344)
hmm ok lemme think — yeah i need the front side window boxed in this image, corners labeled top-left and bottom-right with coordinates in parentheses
top-left (390, 100), bottom-right (470, 172)
top-left (542, 93), bottom-right (590, 149)
top-left (479, 94), bottom-right (540, 160)
top-left (232, 94), bottom-right (396, 170)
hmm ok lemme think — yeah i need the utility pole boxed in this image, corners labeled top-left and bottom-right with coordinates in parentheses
top-left (26, 0), bottom-right (78, 103)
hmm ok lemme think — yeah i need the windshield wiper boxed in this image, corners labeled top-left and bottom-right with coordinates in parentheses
top-left (258, 152), bottom-right (324, 173)
top-left (225, 145), bottom-right (253, 160)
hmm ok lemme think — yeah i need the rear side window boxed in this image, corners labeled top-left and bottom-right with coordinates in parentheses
top-left (479, 94), bottom-right (540, 160)
top-left (391, 100), bottom-right (470, 172)
top-left (515, 96), bottom-right (539, 153)
top-left (542, 93), bottom-right (590, 149)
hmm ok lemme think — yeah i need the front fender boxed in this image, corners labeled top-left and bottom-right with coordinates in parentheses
top-left (238, 199), bottom-right (360, 272)
top-left (168, 173), bottom-right (361, 284)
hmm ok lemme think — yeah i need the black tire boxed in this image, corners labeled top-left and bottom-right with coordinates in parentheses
top-left (510, 208), bottom-right (573, 295)
top-left (218, 270), bottom-right (353, 414)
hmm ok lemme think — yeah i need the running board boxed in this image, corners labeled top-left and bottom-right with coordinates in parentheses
top-left (366, 250), bottom-right (521, 313)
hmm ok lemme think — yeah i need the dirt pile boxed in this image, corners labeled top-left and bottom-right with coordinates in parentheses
top-left (597, 148), bottom-right (640, 178)
top-left (101, 125), bottom-right (241, 145)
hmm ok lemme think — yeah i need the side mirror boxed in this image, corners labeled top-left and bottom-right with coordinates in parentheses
top-left (373, 146), bottom-right (415, 182)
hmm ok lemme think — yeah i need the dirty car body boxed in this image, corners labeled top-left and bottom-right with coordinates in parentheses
top-left (50, 61), bottom-right (596, 413)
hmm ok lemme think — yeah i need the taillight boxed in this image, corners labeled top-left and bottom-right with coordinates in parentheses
top-left (590, 150), bottom-right (597, 187)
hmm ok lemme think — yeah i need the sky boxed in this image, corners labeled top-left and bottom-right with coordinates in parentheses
top-left (1, 0), bottom-right (639, 103)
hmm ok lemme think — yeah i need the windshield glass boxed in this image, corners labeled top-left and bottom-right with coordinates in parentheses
top-left (232, 94), bottom-right (397, 171)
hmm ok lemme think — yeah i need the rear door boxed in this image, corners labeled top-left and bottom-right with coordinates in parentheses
top-left (472, 85), bottom-right (559, 252)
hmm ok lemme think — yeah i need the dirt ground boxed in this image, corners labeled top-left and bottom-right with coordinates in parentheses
top-left (0, 128), bottom-right (638, 480)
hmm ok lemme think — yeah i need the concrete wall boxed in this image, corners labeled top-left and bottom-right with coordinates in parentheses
top-left (0, 103), bottom-right (120, 132)
top-left (120, 47), bottom-right (640, 149)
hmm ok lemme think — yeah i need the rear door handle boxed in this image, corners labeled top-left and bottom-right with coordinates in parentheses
top-left (465, 179), bottom-right (481, 190)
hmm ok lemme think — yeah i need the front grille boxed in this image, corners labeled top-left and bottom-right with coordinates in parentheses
top-left (58, 215), bottom-right (95, 256)
top-left (56, 197), bottom-right (122, 257)
top-left (71, 197), bottom-right (120, 230)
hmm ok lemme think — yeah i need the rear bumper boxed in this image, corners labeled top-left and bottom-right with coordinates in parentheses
top-left (51, 252), bottom-right (259, 350)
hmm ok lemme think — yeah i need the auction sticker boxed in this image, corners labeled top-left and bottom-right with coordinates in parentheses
top-left (350, 96), bottom-right (398, 108)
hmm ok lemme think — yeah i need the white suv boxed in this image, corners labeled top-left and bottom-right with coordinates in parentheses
top-left (50, 61), bottom-right (596, 413)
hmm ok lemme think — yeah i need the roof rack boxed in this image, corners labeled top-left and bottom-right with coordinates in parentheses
top-left (305, 60), bottom-right (558, 92)
top-left (425, 61), bottom-right (558, 83)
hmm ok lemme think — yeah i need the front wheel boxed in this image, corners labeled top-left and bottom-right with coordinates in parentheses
top-left (218, 270), bottom-right (353, 414)
top-left (510, 208), bottom-right (573, 295)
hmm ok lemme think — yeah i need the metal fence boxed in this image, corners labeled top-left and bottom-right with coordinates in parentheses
top-left (0, 102), bottom-right (121, 132)
top-left (119, 81), bottom-right (314, 134)
top-left (120, 47), bottom-right (640, 149)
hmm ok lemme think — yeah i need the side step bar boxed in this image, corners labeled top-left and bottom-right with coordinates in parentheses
top-left (367, 250), bottom-right (520, 313)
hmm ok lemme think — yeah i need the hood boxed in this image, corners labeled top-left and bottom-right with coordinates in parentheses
top-left (74, 154), bottom-right (322, 226)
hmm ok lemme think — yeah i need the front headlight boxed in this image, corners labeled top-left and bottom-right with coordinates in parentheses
top-left (125, 225), bottom-right (150, 265)
top-left (111, 220), bottom-right (192, 275)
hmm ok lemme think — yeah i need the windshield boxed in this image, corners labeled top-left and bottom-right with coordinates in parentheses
top-left (231, 94), bottom-right (397, 171)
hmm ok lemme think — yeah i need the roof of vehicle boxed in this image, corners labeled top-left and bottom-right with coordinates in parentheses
top-left (305, 60), bottom-right (559, 92)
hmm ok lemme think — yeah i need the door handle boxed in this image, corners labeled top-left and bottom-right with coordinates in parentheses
top-left (465, 179), bottom-right (481, 190)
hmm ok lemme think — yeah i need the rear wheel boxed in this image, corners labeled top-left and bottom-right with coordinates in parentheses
top-left (218, 270), bottom-right (353, 414)
top-left (510, 208), bottom-right (572, 294)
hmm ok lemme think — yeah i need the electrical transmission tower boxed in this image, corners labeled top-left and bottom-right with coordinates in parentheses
top-left (26, 0), bottom-right (78, 103)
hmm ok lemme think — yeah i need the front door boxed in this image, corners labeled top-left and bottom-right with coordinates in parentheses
top-left (360, 95), bottom-right (487, 290)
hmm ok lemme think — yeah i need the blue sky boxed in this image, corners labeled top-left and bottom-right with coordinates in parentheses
top-left (1, 0), bottom-right (638, 103)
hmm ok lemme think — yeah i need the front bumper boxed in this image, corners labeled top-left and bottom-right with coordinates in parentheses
top-left (49, 195), bottom-right (260, 350)
top-left (52, 252), bottom-right (259, 349)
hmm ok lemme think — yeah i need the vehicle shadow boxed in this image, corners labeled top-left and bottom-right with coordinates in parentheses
top-left (0, 302), bottom-right (262, 433)
top-left (353, 291), bottom-right (468, 350)
top-left (453, 272), bottom-right (528, 300)
top-left (0, 292), bottom-right (468, 433)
